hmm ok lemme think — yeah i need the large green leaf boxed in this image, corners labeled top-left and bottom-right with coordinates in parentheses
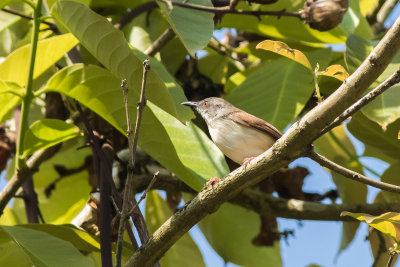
top-left (11, 138), bottom-right (92, 224)
top-left (43, 64), bottom-right (228, 190)
top-left (0, 80), bottom-right (22, 123)
top-left (0, 225), bottom-right (94, 267)
top-left (345, 34), bottom-right (400, 128)
top-left (51, 0), bottom-right (190, 122)
top-left (157, 0), bottom-right (214, 55)
top-left (347, 113), bottom-right (400, 161)
top-left (225, 57), bottom-right (314, 130)
top-left (22, 119), bottom-right (80, 158)
top-left (0, 33), bottom-right (78, 86)
top-left (314, 126), bottom-right (367, 254)
top-left (197, 200), bottom-right (282, 266)
top-left (19, 224), bottom-right (100, 252)
top-left (146, 191), bottom-right (205, 267)
top-left (220, 0), bottom-right (346, 44)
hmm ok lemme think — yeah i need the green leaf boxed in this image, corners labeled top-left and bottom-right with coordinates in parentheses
top-left (197, 200), bottom-right (282, 266)
top-left (225, 57), bottom-right (314, 130)
top-left (220, 0), bottom-right (346, 44)
top-left (43, 64), bottom-right (227, 190)
top-left (0, 80), bottom-right (22, 123)
top-left (314, 126), bottom-right (367, 254)
top-left (12, 138), bottom-right (92, 224)
top-left (51, 0), bottom-right (186, 121)
top-left (380, 163), bottom-right (400, 203)
top-left (0, 33), bottom-right (79, 86)
top-left (157, 0), bottom-right (214, 55)
top-left (0, 225), bottom-right (94, 267)
top-left (341, 211), bottom-right (400, 241)
top-left (19, 224), bottom-right (100, 252)
top-left (198, 53), bottom-right (229, 84)
top-left (22, 119), bottom-right (80, 158)
top-left (345, 34), bottom-right (400, 128)
top-left (347, 113), bottom-right (400, 161)
top-left (146, 191), bottom-right (205, 267)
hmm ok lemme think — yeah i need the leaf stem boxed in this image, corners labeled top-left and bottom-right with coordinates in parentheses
top-left (15, 0), bottom-right (43, 169)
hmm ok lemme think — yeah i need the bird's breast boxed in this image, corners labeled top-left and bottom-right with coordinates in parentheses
top-left (208, 118), bottom-right (276, 164)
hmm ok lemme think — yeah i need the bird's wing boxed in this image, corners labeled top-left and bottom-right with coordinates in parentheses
top-left (232, 110), bottom-right (282, 140)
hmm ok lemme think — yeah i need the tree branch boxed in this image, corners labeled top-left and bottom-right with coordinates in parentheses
top-left (125, 16), bottom-right (400, 267)
top-left (134, 173), bottom-right (400, 221)
top-left (321, 67), bottom-right (400, 135)
top-left (1, 7), bottom-right (57, 29)
top-left (308, 150), bottom-right (400, 193)
top-left (144, 27), bottom-right (175, 56)
top-left (156, 0), bottom-right (301, 18)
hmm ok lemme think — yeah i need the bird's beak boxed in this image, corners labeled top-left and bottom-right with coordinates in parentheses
top-left (181, 101), bottom-right (198, 108)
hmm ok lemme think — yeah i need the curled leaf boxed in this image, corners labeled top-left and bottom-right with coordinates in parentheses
top-left (319, 64), bottom-right (349, 81)
top-left (256, 40), bottom-right (312, 70)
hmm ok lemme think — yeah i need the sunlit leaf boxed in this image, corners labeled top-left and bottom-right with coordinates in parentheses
top-left (0, 34), bottom-right (79, 86)
top-left (51, 0), bottom-right (191, 121)
top-left (0, 225), bottom-right (94, 267)
top-left (256, 40), bottom-right (312, 70)
top-left (341, 211), bottom-right (400, 241)
top-left (0, 80), bottom-right (22, 123)
top-left (146, 191), bottom-right (205, 267)
top-left (22, 119), bottom-right (80, 158)
top-left (319, 64), bottom-right (349, 81)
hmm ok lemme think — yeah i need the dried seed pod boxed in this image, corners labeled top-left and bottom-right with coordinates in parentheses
top-left (300, 0), bottom-right (348, 31)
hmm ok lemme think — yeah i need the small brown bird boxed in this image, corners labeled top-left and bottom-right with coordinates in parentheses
top-left (182, 97), bottom-right (282, 165)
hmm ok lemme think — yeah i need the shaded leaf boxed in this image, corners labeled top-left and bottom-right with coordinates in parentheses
top-left (157, 0), bottom-right (214, 55)
top-left (341, 211), bottom-right (400, 241)
top-left (380, 163), bottom-right (400, 203)
top-left (345, 34), bottom-right (400, 127)
top-left (347, 113), bottom-right (400, 161)
top-left (0, 225), bottom-right (94, 267)
top-left (22, 119), bottom-right (80, 158)
top-left (256, 40), bottom-right (312, 70)
top-left (225, 57), bottom-right (314, 130)
top-left (146, 191), bottom-right (205, 267)
top-left (0, 33), bottom-right (78, 86)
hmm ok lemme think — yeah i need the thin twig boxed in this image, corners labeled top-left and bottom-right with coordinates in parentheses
top-left (308, 150), bottom-right (400, 194)
top-left (1, 8), bottom-right (56, 28)
top-left (157, 0), bottom-right (301, 18)
top-left (115, 60), bottom-right (151, 267)
top-left (387, 252), bottom-right (395, 267)
top-left (128, 171), bottom-right (159, 215)
top-left (321, 68), bottom-right (400, 136)
top-left (144, 27), bottom-right (175, 56)
top-left (115, 1), bottom-right (158, 29)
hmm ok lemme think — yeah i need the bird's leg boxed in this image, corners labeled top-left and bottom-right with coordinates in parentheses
top-left (242, 157), bottom-right (255, 166)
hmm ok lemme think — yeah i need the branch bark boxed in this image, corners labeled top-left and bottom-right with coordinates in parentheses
top-left (125, 16), bottom-right (400, 267)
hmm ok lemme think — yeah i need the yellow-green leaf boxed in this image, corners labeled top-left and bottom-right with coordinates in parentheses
top-left (256, 40), bottom-right (312, 70)
top-left (319, 64), bottom-right (349, 81)
top-left (0, 34), bottom-right (78, 86)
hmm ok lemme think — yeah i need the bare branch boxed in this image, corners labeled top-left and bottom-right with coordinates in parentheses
top-left (144, 27), bottom-right (175, 56)
top-left (308, 150), bottom-right (400, 193)
top-left (115, 60), bottom-right (151, 267)
top-left (128, 171), bottom-right (159, 216)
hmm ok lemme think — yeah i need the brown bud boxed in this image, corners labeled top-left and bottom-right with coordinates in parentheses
top-left (300, 0), bottom-right (348, 31)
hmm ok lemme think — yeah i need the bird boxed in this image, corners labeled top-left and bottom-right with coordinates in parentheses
top-left (182, 97), bottom-right (282, 165)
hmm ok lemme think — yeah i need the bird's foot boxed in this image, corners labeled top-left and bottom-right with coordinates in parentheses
top-left (242, 157), bottom-right (255, 166)
top-left (207, 177), bottom-right (220, 187)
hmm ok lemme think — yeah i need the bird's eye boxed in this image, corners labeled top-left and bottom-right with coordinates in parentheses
top-left (203, 101), bottom-right (208, 107)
